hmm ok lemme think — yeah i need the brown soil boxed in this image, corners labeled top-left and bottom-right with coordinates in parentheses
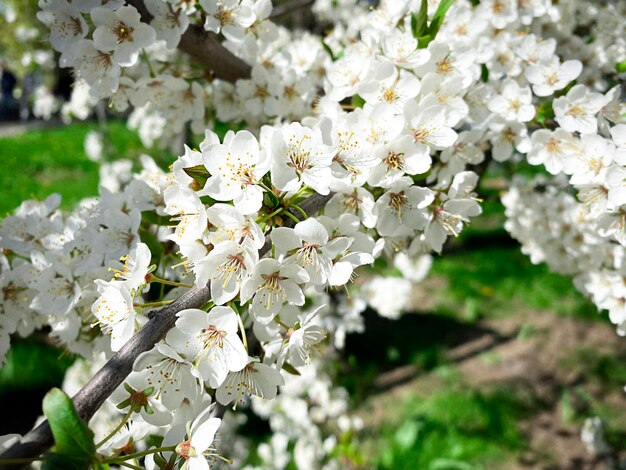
top-left (358, 310), bottom-right (626, 469)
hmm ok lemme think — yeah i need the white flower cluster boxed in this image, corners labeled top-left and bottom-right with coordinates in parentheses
top-left (0, 162), bottom-right (170, 360)
top-left (35, 0), bottom-right (331, 148)
top-left (503, 175), bottom-right (626, 335)
top-left (1, 0), bottom-right (625, 467)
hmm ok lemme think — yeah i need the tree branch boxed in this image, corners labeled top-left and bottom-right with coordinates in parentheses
top-left (270, 0), bottom-right (315, 19)
top-left (0, 192), bottom-right (333, 468)
top-left (126, 0), bottom-right (251, 82)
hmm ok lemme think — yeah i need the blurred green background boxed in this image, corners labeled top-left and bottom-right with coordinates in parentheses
top-left (0, 122), bottom-right (624, 469)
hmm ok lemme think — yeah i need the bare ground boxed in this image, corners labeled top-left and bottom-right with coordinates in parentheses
top-left (356, 307), bottom-right (626, 469)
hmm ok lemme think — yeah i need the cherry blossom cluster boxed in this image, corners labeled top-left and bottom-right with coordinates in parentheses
top-left (1, 0), bottom-right (625, 467)
top-left (503, 175), bottom-right (626, 336)
top-left (35, 0), bottom-right (330, 148)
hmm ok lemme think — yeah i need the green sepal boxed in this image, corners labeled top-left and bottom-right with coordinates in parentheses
top-left (116, 398), bottom-right (131, 410)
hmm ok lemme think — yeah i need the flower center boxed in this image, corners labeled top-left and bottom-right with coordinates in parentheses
top-left (69, 16), bottom-right (84, 35)
top-left (546, 138), bottom-right (561, 153)
top-left (94, 51), bottom-right (113, 70)
top-left (215, 6), bottom-right (233, 26)
top-left (202, 325), bottom-right (227, 349)
top-left (503, 128), bottom-right (516, 142)
top-left (297, 243), bottom-right (321, 268)
top-left (2, 282), bottom-right (20, 302)
top-left (343, 190), bottom-right (362, 212)
top-left (567, 105), bottom-right (585, 117)
top-left (382, 87), bottom-right (397, 103)
top-left (215, 254), bottom-right (245, 288)
top-left (436, 57), bottom-right (453, 74)
top-left (546, 72), bottom-right (558, 86)
top-left (411, 127), bottom-right (430, 144)
top-left (287, 135), bottom-right (313, 173)
top-left (113, 22), bottom-right (133, 43)
top-left (509, 99), bottom-right (522, 111)
top-left (258, 273), bottom-right (287, 309)
top-left (384, 151), bottom-right (405, 171)
top-left (176, 440), bottom-right (198, 461)
top-left (389, 192), bottom-right (408, 214)
top-left (254, 85), bottom-right (269, 98)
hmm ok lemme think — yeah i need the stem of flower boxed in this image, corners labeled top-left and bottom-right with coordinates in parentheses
top-left (118, 460), bottom-right (143, 470)
top-left (141, 49), bottom-right (156, 78)
top-left (150, 277), bottom-right (194, 288)
top-left (134, 300), bottom-right (174, 308)
top-left (103, 445), bottom-right (177, 464)
top-left (257, 181), bottom-right (274, 194)
top-left (289, 204), bottom-right (308, 220)
top-left (274, 317), bottom-right (291, 330)
top-left (282, 210), bottom-right (301, 224)
top-left (257, 207), bottom-right (284, 224)
top-left (96, 409), bottom-right (133, 448)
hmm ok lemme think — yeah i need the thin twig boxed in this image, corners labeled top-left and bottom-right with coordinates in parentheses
top-left (270, 0), bottom-right (315, 18)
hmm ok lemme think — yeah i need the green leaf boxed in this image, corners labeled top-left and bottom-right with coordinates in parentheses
top-left (480, 64), bottom-right (489, 83)
top-left (43, 388), bottom-right (96, 468)
top-left (263, 190), bottom-right (280, 209)
top-left (282, 362), bottom-right (302, 376)
top-left (426, 0), bottom-right (456, 39)
top-left (351, 94), bottom-right (365, 109)
top-left (411, 0), bottom-right (429, 39)
top-left (42, 452), bottom-right (90, 470)
top-left (535, 99), bottom-right (555, 125)
top-left (417, 35), bottom-right (433, 49)
top-left (93, 462), bottom-right (110, 470)
top-left (182, 165), bottom-right (210, 187)
top-left (616, 60), bottom-right (626, 73)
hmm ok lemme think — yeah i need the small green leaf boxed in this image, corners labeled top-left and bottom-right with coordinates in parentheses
top-left (480, 64), bottom-right (489, 83)
top-left (263, 190), bottom-right (280, 209)
top-left (282, 362), bottom-right (301, 376)
top-left (616, 60), bottom-right (626, 73)
top-left (43, 388), bottom-right (96, 468)
top-left (351, 94), bottom-right (365, 109)
top-left (411, 0), bottom-right (429, 39)
top-left (182, 165), bottom-right (210, 187)
top-left (535, 99), bottom-right (555, 125)
top-left (426, 0), bottom-right (456, 39)
top-left (417, 35), bottom-right (433, 49)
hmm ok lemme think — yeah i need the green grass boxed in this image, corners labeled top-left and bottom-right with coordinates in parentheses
top-left (0, 121), bottom-right (145, 214)
top-left (374, 388), bottom-right (526, 470)
top-left (431, 246), bottom-right (599, 321)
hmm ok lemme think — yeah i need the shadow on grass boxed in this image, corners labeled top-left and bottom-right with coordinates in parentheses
top-left (338, 309), bottom-right (515, 402)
